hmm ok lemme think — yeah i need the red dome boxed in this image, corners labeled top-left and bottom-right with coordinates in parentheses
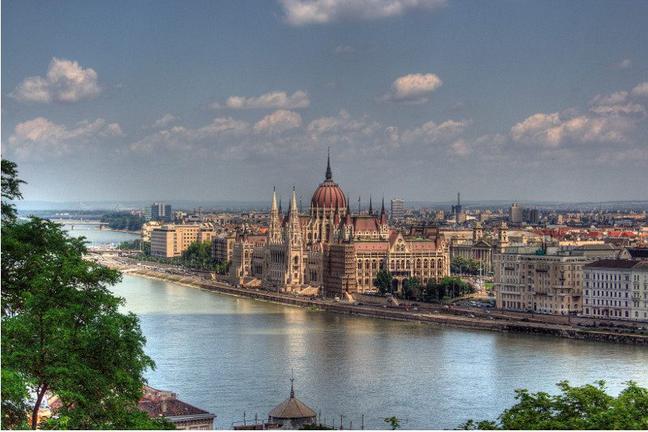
top-left (311, 179), bottom-right (347, 209)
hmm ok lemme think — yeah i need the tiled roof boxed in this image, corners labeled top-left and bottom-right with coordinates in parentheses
top-left (352, 216), bottom-right (380, 232)
top-left (139, 386), bottom-right (215, 420)
top-left (268, 397), bottom-right (316, 420)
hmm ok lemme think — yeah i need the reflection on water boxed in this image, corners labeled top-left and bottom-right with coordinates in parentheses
top-left (63, 224), bottom-right (138, 246)
top-left (111, 275), bottom-right (648, 430)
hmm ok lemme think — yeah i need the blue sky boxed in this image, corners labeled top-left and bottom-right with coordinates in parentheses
top-left (2, 0), bottom-right (648, 203)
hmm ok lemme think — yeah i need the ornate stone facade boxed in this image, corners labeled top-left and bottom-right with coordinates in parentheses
top-left (230, 155), bottom-right (450, 296)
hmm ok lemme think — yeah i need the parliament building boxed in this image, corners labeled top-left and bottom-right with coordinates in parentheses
top-left (230, 154), bottom-right (450, 297)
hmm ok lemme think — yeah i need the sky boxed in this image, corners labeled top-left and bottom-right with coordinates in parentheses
top-left (2, 0), bottom-right (648, 205)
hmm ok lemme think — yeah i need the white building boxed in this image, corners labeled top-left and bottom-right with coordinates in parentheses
top-left (582, 259), bottom-right (648, 322)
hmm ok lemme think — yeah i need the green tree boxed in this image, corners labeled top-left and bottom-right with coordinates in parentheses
top-left (1, 160), bottom-right (171, 430)
top-left (214, 260), bottom-right (230, 275)
top-left (461, 380), bottom-right (648, 430)
top-left (451, 256), bottom-right (481, 275)
top-left (402, 277), bottom-right (421, 300)
top-left (181, 241), bottom-right (213, 270)
top-left (374, 269), bottom-right (394, 295)
top-left (1, 369), bottom-right (30, 429)
top-left (384, 416), bottom-right (401, 430)
top-left (1, 159), bottom-right (25, 223)
top-left (423, 277), bottom-right (475, 302)
top-left (100, 212), bottom-right (145, 231)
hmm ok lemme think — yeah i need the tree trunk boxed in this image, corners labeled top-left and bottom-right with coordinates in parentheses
top-left (31, 383), bottom-right (48, 429)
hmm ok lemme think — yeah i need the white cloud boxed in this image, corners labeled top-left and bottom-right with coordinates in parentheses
top-left (631, 82), bottom-right (648, 98)
top-left (212, 90), bottom-right (310, 110)
top-left (152, 114), bottom-right (178, 129)
top-left (7, 117), bottom-right (121, 159)
top-left (10, 58), bottom-right (101, 103)
top-left (130, 117), bottom-right (250, 153)
top-left (280, 0), bottom-right (446, 26)
top-left (254, 110), bottom-right (302, 134)
top-left (589, 91), bottom-right (646, 116)
top-left (614, 59), bottom-right (632, 69)
top-left (510, 112), bottom-right (631, 148)
top-left (400, 119), bottom-right (468, 144)
top-left (307, 110), bottom-right (380, 137)
top-left (383, 73), bottom-right (443, 103)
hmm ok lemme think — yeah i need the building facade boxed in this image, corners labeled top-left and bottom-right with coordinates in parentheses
top-left (151, 202), bottom-right (173, 222)
top-left (150, 224), bottom-right (212, 258)
top-left (582, 259), bottom-right (648, 322)
top-left (495, 250), bottom-right (594, 315)
top-left (390, 198), bottom-right (405, 221)
top-left (230, 155), bottom-right (450, 296)
top-left (212, 234), bottom-right (236, 264)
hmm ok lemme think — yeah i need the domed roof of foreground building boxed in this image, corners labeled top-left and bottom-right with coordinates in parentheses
top-left (311, 150), bottom-right (347, 209)
top-left (268, 378), bottom-right (317, 421)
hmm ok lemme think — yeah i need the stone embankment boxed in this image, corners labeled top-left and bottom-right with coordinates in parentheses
top-left (118, 266), bottom-right (648, 346)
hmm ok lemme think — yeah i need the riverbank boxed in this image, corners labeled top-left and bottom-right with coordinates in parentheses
top-left (101, 258), bottom-right (648, 346)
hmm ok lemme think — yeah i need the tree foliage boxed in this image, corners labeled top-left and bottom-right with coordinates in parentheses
top-left (2, 159), bottom-right (25, 223)
top-left (374, 269), bottom-right (394, 295)
top-left (1, 160), bottom-right (171, 430)
top-left (422, 277), bottom-right (475, 302)
top-left (461, 380), bottom-right (648, 430)
top-left (402, 277), bottom-right (421, 300)
top-left (100, 212), bottom-right (145, 231)
top-left (1, 369), bottom-right (30, 429)
top-left (181, 241), bottom-right (213, 270)
top-left (384, 416), bottom-right (401, 430)
top-left (451, 256), bottom-right (482, 275)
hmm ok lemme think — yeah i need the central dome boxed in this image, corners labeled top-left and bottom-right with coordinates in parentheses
top-left (311, 152), bottom-right (347, 209)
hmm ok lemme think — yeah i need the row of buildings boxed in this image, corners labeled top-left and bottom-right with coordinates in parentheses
top-left (493, 246), bottom-right (648, 321)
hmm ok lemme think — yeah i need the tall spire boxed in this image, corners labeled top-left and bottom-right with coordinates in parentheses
top-left (271, 186), bottom-right (277, 211)
top-left (325, 147), bottom-right (332, 180)
top-left (369, 195), bottom-right (373, 215)
top-left (290, 369), bottom-right (295, 399)
top-left (290, 186), bottom-right (298, 214)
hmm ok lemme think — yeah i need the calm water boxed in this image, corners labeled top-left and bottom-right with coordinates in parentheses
top-left (63, 224), bottom-right (138, 247)
top-left (111, 275), bottom-right (648, 430)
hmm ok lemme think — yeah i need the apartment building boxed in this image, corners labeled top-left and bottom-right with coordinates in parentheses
top-left (494, 247), bottom-right (616, 315)
top-left (150, 224), bottom-right (208, 258)
top-left (212, 234), bottom-right (236, 264)
top-left (582, 259), bottom-right (648, 322)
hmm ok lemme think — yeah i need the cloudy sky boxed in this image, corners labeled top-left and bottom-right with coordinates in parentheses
top-left (2, 0), bottom-right (648, 204)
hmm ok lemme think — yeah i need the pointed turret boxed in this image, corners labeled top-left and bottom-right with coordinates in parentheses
top-left (290, 186), bottom-right (298, 214)
top-left (380, 196), bottom-right (388, 225)
top-left (271, 186), bottom-right (278, 211)
top-left (344, 197), bottom-right (352, 226)
top-left (269, 186), bottom-right (282, 244)
top-left (325, 147), bottom-right (332, 180)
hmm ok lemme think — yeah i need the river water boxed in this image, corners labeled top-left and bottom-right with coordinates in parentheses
top-left (110, 275), bottom-right (648, 430)
top-left (74, 226), bottom-right (648, 429)
top-left (63, 223), bottom-right (139, 247)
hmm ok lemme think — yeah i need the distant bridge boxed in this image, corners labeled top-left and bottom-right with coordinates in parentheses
top-left (52, 219), bottom-right (110, 229)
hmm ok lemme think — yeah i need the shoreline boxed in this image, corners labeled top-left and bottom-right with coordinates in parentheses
top-left (108, 262), bottom-right (648, 346)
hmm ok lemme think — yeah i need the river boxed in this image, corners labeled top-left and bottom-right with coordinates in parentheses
top-left (110, 275), bottom-right (648, 430)
top-left (63, 223), bottom-right (139, 247)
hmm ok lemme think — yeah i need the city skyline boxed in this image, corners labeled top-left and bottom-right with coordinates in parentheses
top-left (3, 0), bottom-right (648, 204)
